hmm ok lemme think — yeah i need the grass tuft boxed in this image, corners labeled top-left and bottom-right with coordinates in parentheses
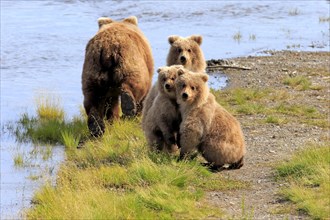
top-left (249, 34), bottom-right (256, 41)
top-left (265, 116), bottom-right (287, 125)
top-left (288, 8), bottom-right (299, 16)
top-left (233, 31), bottom-right (242, 42)
top-left (61, 130), bottom-right (80, 149)
top-left (283, 76), bottom-right (312, 90)
top-left (13, 153), bottom-right (24, 167)
top-left (36, 95), bottom-right (65, 121)
top-left (276, 143), bottom-right (330, 219)
top-left (12, 112), bottom-right (88, 146)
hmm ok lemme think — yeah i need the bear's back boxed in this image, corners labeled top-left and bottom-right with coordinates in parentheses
top-left (87, 21), bottom-right (153, 77)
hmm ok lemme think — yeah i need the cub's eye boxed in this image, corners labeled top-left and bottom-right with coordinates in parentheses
top-left (177, 48), bottom-right (182, 53)
top-left (171, 77), bottom-right (175, 80)
top-left (191, 86), bottom-right (195, 90)
top-left (162, 78), bottom-right (166, 82)
top-left (187, 49), bottom-right (192, 53)
top-left (182, 83), bottom-right (186, 88)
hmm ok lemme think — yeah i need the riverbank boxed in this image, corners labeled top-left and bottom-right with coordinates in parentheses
top-left (207, 51), bottom-right (329, 218)
top-left (11, 51), bottom-right (329, 219)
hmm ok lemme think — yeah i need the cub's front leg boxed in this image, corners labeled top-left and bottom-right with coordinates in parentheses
top-left (179, 119), bottom-right (204, 160)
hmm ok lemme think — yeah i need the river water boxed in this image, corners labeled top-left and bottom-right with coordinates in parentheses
top-left (1, 1), bottom-right (329, 218)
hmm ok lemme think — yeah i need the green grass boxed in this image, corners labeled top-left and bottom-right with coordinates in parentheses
top-left (249, 34), bottom-right (256, 41)
top-left (61, 130), bottom-right (81, 149)
top-left (15, 96), bottom-right (248, 219)
top-left (233, 31), bottom-right (242, 42)
top-left (211, 88), bottom-right (328, 127)
top-left (13, 112), bottom-right (88, 147)
top-left (26, 119), bottom-right (249, 219)
top-left (36, 95), bottom-right (65, 121)
top-left (13, 153), bottom-right (24, 167)
top-left (283, 76), bottom-right (312, 91)
top-left (9, 94), bottom-right (89, 146)
top-left (264, 116), bottom-right (287, 125)
top-left (276, 143), bottom-right (330, 219)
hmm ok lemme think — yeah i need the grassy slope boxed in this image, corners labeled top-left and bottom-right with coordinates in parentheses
top-left (16, 99), bottom-right (247, 219)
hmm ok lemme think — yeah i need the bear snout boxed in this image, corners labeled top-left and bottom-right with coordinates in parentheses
top-left (182, 92), bottom-right (188, 100)
top-left (180, 56), bottom-right (187, 64)
top-left (165, 83), bottom-right (171, 90)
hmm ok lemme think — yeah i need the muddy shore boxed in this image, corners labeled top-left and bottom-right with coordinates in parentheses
top-left (206, 51), bottom-right (329, 219)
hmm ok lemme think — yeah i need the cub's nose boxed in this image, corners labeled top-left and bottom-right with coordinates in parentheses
top-left (165, 83), bottom-right (171, 90)
top-left (180, 56), bottom-right (186, 64)
top-left (182, 92), bottom-right (188, 100)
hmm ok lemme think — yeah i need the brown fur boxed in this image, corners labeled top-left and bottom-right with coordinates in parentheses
top-left (166, 35), bottom-right (206, 72)
top-left (142, 65), bottom-right (182, 153)
top-left (82, 16), bottom-right (154, 137)
top-left (142, 35), bottom-right (206, 122)
top-left (176, 69), bottom-right (246, 169)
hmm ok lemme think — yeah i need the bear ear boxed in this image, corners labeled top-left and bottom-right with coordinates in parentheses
top-left (168, 35), bottom-right (180, 45)
top-left (177, 68), bottom-right (185, 76)
top-left (97, 17), bottom-right (113, 28)
top-left (189, 35), bottom-right (203, 45)
top-left (200, 73), bottom-right (209, 82)
top-left (157, 67), bottom-right (163, 74)
top-left (123, 16), bottom-right (138, 25)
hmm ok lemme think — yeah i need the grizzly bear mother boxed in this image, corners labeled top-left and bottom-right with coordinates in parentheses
top-left (82, 16), bottom-right (154, 137)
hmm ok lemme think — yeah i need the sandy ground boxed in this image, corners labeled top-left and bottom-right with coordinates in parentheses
top-left (206, 51), bottom-right (329, 219)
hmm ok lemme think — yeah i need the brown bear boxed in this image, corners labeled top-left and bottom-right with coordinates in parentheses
top-left (175, 69), bottom-right (246, 170)
top-left (142, 35), bottom-right (206, 120)
top-left (142, 65), bottom-right (182, 153)
top-left (82, 16), bottom-right (154, 137)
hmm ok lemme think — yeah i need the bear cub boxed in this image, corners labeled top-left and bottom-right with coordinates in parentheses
top-left (167, 35), bottom-right (206, 72)
top-left (143, 35), bottom-right (207, 121)
top-left (142, 65), bottom-right (183, 153)
top-left (175, 69), bottom-right (246, 169)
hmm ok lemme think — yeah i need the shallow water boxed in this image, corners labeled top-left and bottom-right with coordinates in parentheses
top-left (1, 0), bottom-right (329, 218)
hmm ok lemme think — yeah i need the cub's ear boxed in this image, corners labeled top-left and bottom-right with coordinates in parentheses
top-left (97, 17), bottom-right (113, 28)
top-left (123, 16), bottom-right (138, 25)
top-left (189, 35), bottom-right (203, 45)
top-left (157, 67), bottom-right (164, 74)
top-left (177, 68), bottom-right (185, 76)
top-left (168, 35), bottom-right (180, 45)
top-left (200, 73), bottom-right (209, 82)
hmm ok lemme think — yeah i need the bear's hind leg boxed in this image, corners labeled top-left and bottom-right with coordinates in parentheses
top-left (88, 107), bottom-right (105, 137)
top-left (228, 156), bottom-right (244, 170)
top-left (121, 90), bottom-right (137, 117)
top-left (105, 94), bottom-right (120, 122)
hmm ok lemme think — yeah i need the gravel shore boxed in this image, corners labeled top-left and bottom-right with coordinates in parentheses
top-left (206, 51), bottom-right (329, 219)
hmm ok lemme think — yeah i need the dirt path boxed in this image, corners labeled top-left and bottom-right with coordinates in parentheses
top-left (206, 51), bottom-right (329, 219)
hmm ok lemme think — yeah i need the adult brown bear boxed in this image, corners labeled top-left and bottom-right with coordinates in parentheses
top-left (82, 16), bottom-right (154, 137)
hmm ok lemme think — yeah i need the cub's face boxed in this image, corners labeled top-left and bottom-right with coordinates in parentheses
top-left (157, 65), bottom-right (183, 99)
top-left (175, 69), bottom-right (208, 105)
top-left (167, 35), bottom-right (204, 71)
